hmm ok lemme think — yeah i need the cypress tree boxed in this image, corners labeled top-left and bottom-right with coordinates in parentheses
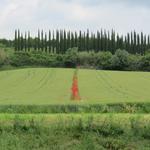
top-left (103, 30), bottom-right (107, 51)
top-left (116, 34), bottom-right (120, 49)
top-left (107, 31), bottom-right (111, 52)
top-left (48, 30), bottom-right (51, 53)
top-left (144, 35), bottom-right (147, 54)
top-left (148, 35), bottom-right (150, 49)
top-left (67, 31), bottom-right (71, 50)
top-left (81, 31), bottom-right (85, 51)
top-left (56, 30), bottom-right (59, 53)
top-left (33, 35), bottom-right (37, 51)
top-left (120, 35), bottom-right (124, 49)
top-left (21, 33), bottom-right (24, 51)
top-left (74, 31), bottom-right (78, 48)
top-left (59, 30), bottom-right (63, 53)
top-left (126, 33), bottom-right (130, 53)
top-left (52, 30), bottom-right (55, 53)
top-left (78, 30), bottom-right (82, 51)
top-left (63, 30), bottom-right (67, 53)
top-left (96, 31), bottom-right (100, 52)
top-left (82, 32), bottom-right (86, 51)
top-left (86, 29), bottom-right (89, 51)
top-left (34, 37), bottom-right (38, 51)
top-left (93, 33), bottom-right (96, 51)
top-left (111, 29), bottom-right (115, 54)
top-left (90, 33), bottom-right (93, 50)
top-left (27, 31), bottom-right (30, 51)
top-left (38, 30), bottom-right (40, 51)
top-left (124, 36), bottom-right (127, 50)
top-left (133, 31), bottom-right (137, 54)
top-left (141, 32), bottom-right (144, 54)
top-left (18, 29), bottom-right (21, 51)
top-left (71, 32), bottom-right (75, 48)
top-left (137, 34), bottom-right (140, 54)
top-left (24, 32), bottom-right (27, 51)
top-left (41, 30), bottom-right (44, 51)
top-left (15, 30), bottom-right (18, 51)
top-left (130, 32), bottom-right (134, 53)
top-left (45, 33), bottom-right (47, 52)
top-left (100, 29), bottom-right (103, 51)
top-left (61, 30), bottom-right (65, 53)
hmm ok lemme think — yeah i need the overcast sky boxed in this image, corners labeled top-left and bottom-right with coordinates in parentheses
top-left (0, 0), bottom-right (150, 39)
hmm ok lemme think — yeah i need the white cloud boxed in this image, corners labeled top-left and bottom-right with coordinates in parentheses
top-left (0, 0), bottom-right (150, 39)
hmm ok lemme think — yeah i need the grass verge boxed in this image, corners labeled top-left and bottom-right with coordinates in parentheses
top-left (0, 103), bottom-right (149, 114)
top-left (0, 113), bottom-right (149, 150)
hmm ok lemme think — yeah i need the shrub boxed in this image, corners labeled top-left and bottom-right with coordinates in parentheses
top-left (10, 51), bottom-right (31, 66)
top-left (110, 49), bottom-right (130, 70)
top-left (64, 47), bottom-right (79, 68)
top-left (96, 51), bottom-right (112, 69)
top-left (78, 51), bottom-right (92, 67)
top-left (0, 49), bottom-right (7, 66)
top-left (9, 51), bottom-right (64, 67)
top-left (128, 54), bottom-right (141, 71)
top-left (1, 48), bottom-right (150, 71)
top-left (139, 53), bottom-right (150, 71)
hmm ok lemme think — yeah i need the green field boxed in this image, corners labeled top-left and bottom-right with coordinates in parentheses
top-left (0, 68), bottom-right (150, 105)
top-left (0, 68), bottom-right (150, 149)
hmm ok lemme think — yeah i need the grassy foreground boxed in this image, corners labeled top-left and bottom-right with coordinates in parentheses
top-left (0, 114), bottom-right (149, 150)
top-left (0, 68), bottom-right (150, 104)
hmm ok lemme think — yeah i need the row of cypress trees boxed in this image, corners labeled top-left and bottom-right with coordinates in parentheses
top-left (14, 29), bottom-right (150, 54)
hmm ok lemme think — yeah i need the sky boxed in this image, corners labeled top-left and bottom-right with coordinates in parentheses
top-left (0, 0), bottom-right (150, 39)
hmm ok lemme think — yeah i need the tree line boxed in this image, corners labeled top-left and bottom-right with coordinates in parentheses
top-left (14, 29), bottom-right (150, 54)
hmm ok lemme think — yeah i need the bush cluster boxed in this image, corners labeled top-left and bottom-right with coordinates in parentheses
top-left (1, 47), bottom-right (150, 71)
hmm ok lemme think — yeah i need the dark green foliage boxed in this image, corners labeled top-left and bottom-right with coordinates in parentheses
top-left (41, 30), bottom-right (44, 51)
top-left (14, 29), bottom-right (150, 54)
top-left (139, 53), bottom-right (150, 71)
top-left (1, 48), bottom-right (149, 71)
top-left (96, 51), bottom-right (112, 69)
top-left (38, 30), bottom-right (40, 51)
top-left (0, 49), bottom-right (7, 66)
top-left (24, 32), bottom-right (27, 51)
top-left (128, 54), bottom-right (141, 71)
top-left (18, 29), bottom-right (21, 51)
top-left (27, 31), bottom-right (31, 52)
top-left (48, 30), bottom-right (51, 52)
top-left (78, 51), bottom-right (97, 67)
top-left (14, 30), bottom-right (17, 51)
top-left (14, 29), bottom-right (150, 55)
top-left (0, 39), bottom-right (13, 48)
top-left (44, 32), bottom-right (47, 52)
top-left (64, 47), bottom-right (79, 67)
top-left (110, 49), bottom-right (130, 70)
top-left (10, 51), bottom-right (32, 66)
top-left (20, 33), bottom-right (24, 51)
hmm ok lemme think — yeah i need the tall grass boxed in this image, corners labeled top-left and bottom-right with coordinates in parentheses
top-left (0, 103), bottom-right (149, 114)
top-left (0, 114), bottom-right (149, 149)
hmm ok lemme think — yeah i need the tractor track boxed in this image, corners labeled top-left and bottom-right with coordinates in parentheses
top-left (95, 70), bottom-right (127, 98)
top-left (101, 71), bottom-right (142, 99)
